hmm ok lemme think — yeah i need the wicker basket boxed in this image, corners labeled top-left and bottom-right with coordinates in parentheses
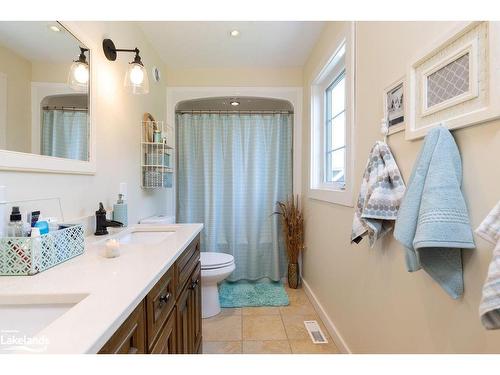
top-left (0, 224), bottom-right (84, 276)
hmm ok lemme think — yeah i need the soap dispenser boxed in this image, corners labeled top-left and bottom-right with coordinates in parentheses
top-left (113, 193), bottom-right (128, 227)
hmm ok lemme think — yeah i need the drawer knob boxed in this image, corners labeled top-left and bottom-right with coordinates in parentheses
top-left (159, 292), bottom-right (171, 305)
top-left (189, 279), bottom-right (200, 290)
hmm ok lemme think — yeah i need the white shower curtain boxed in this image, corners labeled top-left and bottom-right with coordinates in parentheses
top-left (41, 109), bottom-right (88, 161)
top-left (176, 112), bottom-right (293, 281)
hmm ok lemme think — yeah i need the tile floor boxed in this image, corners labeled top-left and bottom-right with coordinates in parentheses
top-left (202, 284), bottom-right (340, 354)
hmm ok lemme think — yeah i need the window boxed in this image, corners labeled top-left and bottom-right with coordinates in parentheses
top-left (309, 22), bottom-right (355, 206)
top-left (325, 70), bottom-right (346, 186)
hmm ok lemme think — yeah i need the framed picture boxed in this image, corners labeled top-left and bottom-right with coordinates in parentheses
top-left (406, 21), bottom-right (500, 140)
top-left (383, 77), bottom-right (405, 134)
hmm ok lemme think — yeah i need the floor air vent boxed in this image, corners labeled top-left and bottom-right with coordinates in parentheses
top-left (303, 320), bottom-right (328, 344)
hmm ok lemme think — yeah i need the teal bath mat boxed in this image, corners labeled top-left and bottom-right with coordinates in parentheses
top-left (219, 280), bottom-right (289, 308)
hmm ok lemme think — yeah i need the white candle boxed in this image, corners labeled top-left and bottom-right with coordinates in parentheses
top-left (105, 238), bottom-right (120, 258)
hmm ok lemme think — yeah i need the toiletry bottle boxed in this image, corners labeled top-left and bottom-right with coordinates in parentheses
top-left (7, 206), bottom-right (24, 237)
top-left (7, 207), bottom-right (30, 267)
top-left (29, 210), bottom-right (40, 228)
top-left (34, 220), bottom-right (49, 235)
top-left (46, 217), bottom-right (59, 232)
top-left (30, 227), bottom-right (41, 275)
top-left (112, 193), bottom-right (128, 227)
top-left (153, 130), bottom-right (162, 143)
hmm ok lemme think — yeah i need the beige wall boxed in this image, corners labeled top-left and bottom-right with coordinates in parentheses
top-left (0, 21), bottom-right (167, 224)
top-left (31, 62), bottom-right (71, 83)
top-left (165, 66), bottom-right (302, 87)
top-left (301, 21), bottom-right (500, 353)
top-left (0, 45), bottom-right (32, 153)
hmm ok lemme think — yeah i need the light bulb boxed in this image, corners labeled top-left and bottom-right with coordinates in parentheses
top-left (129, 64), bottom-right (144, 85)
top-left (68, 60), bottom-right (89, 91)
top-left (124, 61), bottom-right (149, 94)
top-left (73, 63), bottom-right (89, 84)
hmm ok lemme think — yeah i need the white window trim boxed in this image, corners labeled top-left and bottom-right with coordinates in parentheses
top-left (309, 22), bottom-right (356, 207)
top-left (324, 69), bottom-right (346, 186)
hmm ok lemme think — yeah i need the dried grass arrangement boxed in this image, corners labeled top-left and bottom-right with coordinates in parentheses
top-left (274, 195), bottom-right (304, 288)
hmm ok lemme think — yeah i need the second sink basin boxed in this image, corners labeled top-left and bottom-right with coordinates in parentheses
top-left (117, 230), bottom-right (175, 246)
top-left (0, 294), bottom-right (88, 339)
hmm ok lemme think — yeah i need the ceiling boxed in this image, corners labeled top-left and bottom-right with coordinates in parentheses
top-left (0, 21), bottom-right (84, 63)
top-left (138, 21), bottom-right (325, 69)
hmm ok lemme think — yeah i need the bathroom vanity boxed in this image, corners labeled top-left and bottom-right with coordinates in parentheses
top-left (0, 223), bottom-right (203, 354)
top-left (99, 233), bottom-right (202, 354)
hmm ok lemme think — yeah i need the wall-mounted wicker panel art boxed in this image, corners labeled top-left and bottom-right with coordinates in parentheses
top-left (406, 21), bottom-right (500, 140)
top-left (426, 53), bottom-right (470, 108)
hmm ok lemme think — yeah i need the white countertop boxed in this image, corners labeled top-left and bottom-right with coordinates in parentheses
top-left (0, 223), bottom-right (203, 354)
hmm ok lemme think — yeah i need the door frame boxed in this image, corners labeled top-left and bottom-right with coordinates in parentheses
top-left (165, 86), bottom-right (303, 218)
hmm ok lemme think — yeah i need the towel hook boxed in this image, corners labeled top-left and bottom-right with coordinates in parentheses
top-left (380, 118), bottom-right (389, 143)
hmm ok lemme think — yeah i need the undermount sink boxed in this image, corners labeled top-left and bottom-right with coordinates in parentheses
top-left (0, 294), bottom-right (88, 340)
top-left (117, 229), bottom-right (175, 246)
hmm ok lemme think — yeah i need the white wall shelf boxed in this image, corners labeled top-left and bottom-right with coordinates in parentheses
top-left (141, 119), bottom-right (174, 189)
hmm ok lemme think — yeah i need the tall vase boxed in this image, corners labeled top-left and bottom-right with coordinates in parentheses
top-left (287, 262), bottom-right (300, 289)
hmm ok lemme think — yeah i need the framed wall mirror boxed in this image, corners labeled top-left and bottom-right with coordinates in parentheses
top-left (0, 21), bottom-right (96, 174)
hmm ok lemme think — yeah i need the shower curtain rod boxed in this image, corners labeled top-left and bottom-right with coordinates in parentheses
top-left (42, 106), bottom-right (88, 112)
top-left (176, 110), bottom-right (293, 115)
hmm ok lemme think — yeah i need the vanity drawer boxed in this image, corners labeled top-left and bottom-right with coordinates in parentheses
top-left (175, 235), bottom-right (200, 293)
top-left (99, 301), bottom-right (146, 354)
top-left (146, 266), bottom-right (176, 349)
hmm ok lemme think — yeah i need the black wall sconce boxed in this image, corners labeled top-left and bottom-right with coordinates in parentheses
top-left (102, 38), bottom-right (149, 95)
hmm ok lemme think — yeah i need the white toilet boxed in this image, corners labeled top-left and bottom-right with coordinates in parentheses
top-left (200, 252), bottom-right (235, 318)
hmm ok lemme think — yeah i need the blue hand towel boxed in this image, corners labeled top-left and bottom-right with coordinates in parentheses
top-left (394, 126), bottom-right (475, 299)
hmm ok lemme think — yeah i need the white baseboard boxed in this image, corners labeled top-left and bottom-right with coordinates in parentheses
top-left (302, 278), bottom-right (351, 354)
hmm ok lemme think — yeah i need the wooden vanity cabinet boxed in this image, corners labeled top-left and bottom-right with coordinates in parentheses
top-left (99, 234), bottom-right (201, 355)
top-left (190, 263), bottom-right (202, 353)
top-left (146, 267), bottom-right (176, 350)
top-left (176, 263), bottom-right (202, 354)
top-left (150, 308), bottom-right (177, 354)
top-left (98, 301), bottom-right (146, 354)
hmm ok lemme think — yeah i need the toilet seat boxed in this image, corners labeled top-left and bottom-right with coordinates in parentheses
top-left (201, 252), bottom-right (234, 270)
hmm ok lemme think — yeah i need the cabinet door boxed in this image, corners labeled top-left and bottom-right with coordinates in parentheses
top-left (150, 308), bottom-right (177, 354)
top-left (99, 302), bottom-right (146, 354)
top-left (190, 262), bottom-right (202, 354)
top-left (176, 283), bottom-right (192, 354)
top-left (176, 235), bottom-right (200, 294)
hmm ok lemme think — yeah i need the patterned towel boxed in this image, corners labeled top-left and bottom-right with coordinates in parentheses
top-left (394, 126), bottom-right (475, 299)
top-left (477, 201), bottom-right (500, 329)
top-left (351, 141), bottom-right (406, 247)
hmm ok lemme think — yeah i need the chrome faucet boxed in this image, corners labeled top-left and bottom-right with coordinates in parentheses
top-left (95, 202), bottom-right (123, 236)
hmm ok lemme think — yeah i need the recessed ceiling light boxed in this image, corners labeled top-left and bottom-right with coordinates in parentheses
top-left (229, 30), bottom-right (240, 37)
top-left (230, 100), bottom-right (240, 106)
top-left (49, 25), bottom-right (62, 32)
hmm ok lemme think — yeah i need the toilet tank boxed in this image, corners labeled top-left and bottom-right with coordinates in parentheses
top-left (139, 215), bottom-right (176, 225)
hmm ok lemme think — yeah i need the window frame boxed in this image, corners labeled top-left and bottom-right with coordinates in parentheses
top-left (309, 22), bottom-right (355, 206)
top-left (324, 69), bottom-right (346, 187)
